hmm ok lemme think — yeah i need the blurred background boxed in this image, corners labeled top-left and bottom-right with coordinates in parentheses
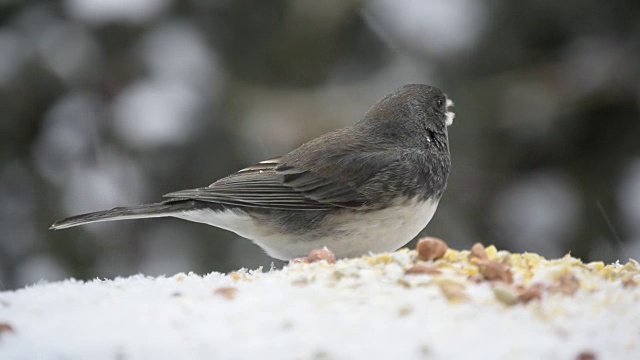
top-left (1, 0), bottom-right (639, 290)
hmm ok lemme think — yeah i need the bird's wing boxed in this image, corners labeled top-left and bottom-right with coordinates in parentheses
top-left (163, 158), bottom-right (334, 210)
top-left (275, 151), bottom-right (392, 209)
top-left (163, 131), bottom-right (397, 210)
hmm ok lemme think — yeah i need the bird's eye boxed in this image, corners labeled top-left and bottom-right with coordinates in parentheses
top-left (436, 99), bottom-right (444, 108)
top-left (426, 129), bottom-right (435, 142)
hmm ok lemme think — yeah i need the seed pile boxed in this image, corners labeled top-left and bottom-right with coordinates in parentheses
top-left (275, 238), bottom-right (639, 308)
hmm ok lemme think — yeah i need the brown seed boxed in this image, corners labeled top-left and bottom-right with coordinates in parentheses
top-left (517, 283), bottom-right (544, 303)
top-left (621, 276), bottom-right (637, 288)
top-left (0, 322), bottom-right (14, 335)
top-left (214, 287), bottom-right (238, 300)
top-left (405, 264), bottom-right (442, 275)
top-left (477, 260), bottom-right (513, 284)
top-left (307, 248), bottom-right (336, 264)
top-left (291, 279), bottom-right (309, 287)
top-left (416, 237), bottom-right (448, 261)
top-left (575, 351), bottom-right (597, 360)
top-left (550, 273), bottom-right (580, 295)
top-left (469, 242), bottom-right (489, 262)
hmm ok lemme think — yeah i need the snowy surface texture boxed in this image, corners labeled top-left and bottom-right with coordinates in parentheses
top-left (1, 246), bottom-right (639, 360)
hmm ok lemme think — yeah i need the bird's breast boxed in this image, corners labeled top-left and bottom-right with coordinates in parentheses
top-left (318, 196), bottom-right (440, 256)
top-left (253, 196), bottom-right (440, 259)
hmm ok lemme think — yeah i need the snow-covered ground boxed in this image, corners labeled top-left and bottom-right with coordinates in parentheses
top-left (0, 244), bottom-right (639, 360)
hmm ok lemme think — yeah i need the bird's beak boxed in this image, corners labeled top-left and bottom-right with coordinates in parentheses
top-left (445, 97), bottom-right (455, 127)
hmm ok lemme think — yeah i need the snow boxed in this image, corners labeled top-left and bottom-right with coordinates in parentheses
top-left (1, 248), bottom-right (639, 360)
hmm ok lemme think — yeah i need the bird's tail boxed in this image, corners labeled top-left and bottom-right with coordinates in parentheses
top-left (50, 201), bottom-right (197, 230)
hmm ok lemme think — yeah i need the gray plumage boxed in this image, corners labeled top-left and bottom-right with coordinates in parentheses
top-left (51, 84), bottom-right (454, 260)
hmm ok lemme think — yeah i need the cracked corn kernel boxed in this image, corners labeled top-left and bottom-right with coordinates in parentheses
top-left (485, 245), bottom-right (498, 260)
top-left (493, 285), bottom-right (519, 306)
top-left (587, 262), bottom-right (605, 271)
top-left (438, 281), bottom-right (469, 303)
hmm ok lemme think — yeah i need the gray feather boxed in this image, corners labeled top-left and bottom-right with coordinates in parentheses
top-left (50, 201), bottom-right (198, 230)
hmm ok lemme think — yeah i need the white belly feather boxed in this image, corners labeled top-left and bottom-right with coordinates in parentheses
top-left (172, 197), bottom-right (439, 260)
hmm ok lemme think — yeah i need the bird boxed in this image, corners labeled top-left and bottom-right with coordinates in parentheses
top-left (51, 84), bottom-right (454, 260)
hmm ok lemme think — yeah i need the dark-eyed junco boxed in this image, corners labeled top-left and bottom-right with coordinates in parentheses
top-left (51, 84), bottom-right (454, 260)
